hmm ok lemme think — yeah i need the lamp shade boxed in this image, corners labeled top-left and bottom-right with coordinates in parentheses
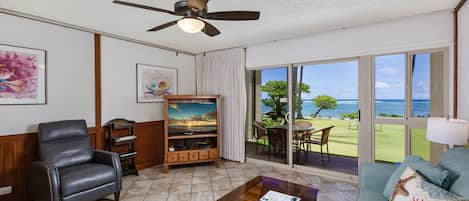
top-left (177, 18), bottom-right (205, 33)
top-left (426, 118), bottom-right (469, 146)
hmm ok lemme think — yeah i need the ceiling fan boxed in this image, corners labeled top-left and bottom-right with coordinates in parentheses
top-left (113, 0), bottom-right (260, 37)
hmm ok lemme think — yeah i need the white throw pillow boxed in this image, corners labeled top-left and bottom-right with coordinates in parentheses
top-left (391, 167), bottom-right (464, 201)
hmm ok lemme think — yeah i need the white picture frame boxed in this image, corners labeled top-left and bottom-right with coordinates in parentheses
top-left (0, 44), bottom-right (47, 105)
top-left (136, 63), bottom-right (178, 103)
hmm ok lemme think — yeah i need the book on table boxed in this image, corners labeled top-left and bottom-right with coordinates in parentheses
top-left (260, 190), bottom-right (301, 201)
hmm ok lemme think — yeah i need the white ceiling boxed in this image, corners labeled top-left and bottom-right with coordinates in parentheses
top-left (0, 0), bottom-right (459, 54)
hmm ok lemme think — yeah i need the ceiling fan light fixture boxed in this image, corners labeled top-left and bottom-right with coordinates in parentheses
top-left (177, 18), bottom-right (205, 33)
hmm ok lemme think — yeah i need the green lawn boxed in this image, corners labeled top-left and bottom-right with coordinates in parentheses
top-left (260, 118), bottom-right (430, 163)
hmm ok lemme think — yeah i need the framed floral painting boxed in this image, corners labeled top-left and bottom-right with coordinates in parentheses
top-left (136, 63), bottom-right (178, 103)
top-left (0, 44), bottom-right (47, 105)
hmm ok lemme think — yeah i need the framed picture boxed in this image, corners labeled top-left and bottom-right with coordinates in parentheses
top-left (136, 63), bottom-right (178, 103)
top-left (0, 44), bottom-right (47, 105)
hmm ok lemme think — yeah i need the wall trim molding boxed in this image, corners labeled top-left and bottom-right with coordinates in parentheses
top-left (95, 34), bottom-right (104, 150)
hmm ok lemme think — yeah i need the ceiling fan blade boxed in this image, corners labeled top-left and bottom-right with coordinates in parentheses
top-left (147, 20), bottom-right (178, 32)
top-left (113, 0), bottom-right (176, 15)
top-left (205, 11), bottom-right (260, 21)
top-left (201, 20), bottom-right (220, 37)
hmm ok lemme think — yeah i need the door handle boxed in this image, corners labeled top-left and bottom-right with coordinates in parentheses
top-left (358, 109), bottom-right (361, 122)
top-left (285, 112), bottom-right (291, 123)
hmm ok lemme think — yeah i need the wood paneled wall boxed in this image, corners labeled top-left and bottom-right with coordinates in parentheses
top-left (0, 121), bottom-right (163, 201)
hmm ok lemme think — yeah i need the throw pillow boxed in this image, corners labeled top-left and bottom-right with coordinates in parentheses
top-left (391, 167), bottom-right (463, 201)
top-left (384, 156), bottom-right (450, 200)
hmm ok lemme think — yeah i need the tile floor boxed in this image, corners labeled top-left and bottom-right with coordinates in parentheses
top-left (103, 160), bottom-right (358, 201)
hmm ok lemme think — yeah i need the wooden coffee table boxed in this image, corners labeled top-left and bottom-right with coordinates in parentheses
top-left (218, 176), bottom-right (318, 201)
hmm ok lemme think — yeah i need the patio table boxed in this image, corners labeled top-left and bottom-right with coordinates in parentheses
top-left (266, 125), bottom-right (315, 161)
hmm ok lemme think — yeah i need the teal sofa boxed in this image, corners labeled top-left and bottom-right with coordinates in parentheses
top-left (357, 148), bottom-right (469, 201)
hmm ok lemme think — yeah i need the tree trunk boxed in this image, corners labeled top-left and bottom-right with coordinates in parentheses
top-left (297, 66), bottom-right (304, 119)
top-left (313, 108), bottom-right (323, 118)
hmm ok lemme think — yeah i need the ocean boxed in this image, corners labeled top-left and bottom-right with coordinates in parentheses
top-left (261, 99), bottom-right (430, 118)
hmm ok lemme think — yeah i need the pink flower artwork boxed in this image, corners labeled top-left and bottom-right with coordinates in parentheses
top-left (0, 50), bottom-right (39, 99)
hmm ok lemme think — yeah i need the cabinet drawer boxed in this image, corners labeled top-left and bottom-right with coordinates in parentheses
top-left (167, 153), bottom-right (178, 163)
top-left (189, 151), bottom-right (199, 161)
top-left (178, 152), bottom-right (189, 162)
top-left (209, 149), bottom-right (219, 159)
top-left (199, 150), bottom-right (209, 160)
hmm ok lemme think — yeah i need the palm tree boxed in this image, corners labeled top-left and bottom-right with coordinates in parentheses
top-left (296, 66), bottom-right (304, 119)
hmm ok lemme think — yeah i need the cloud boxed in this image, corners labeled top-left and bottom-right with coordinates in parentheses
top-left (376, 82), bottom-right (391, 89)
top-left (417, 81), bottom-right (429, 91)
top-left (378, 67), bottom-right (400, 75)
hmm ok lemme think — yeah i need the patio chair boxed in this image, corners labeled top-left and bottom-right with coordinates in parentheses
top-left (293, 121), bottom-right (313, 152)
top-left (267, 127), bottom-right (287, 159)
top-left (253, 121), bottom-right (269, 155)
top-left (303, 125), bottom-right (335, 166)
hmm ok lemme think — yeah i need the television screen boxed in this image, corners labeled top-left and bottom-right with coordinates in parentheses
top-left (168, 102), bottom-right (217, 134)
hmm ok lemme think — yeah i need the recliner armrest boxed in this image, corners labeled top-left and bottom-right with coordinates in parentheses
top-left (359, 162), bottom-right (397, 193)
top-left (29, 161), bottom-right (61, 201)
top-left (93, 150), bottom-right (122, 190)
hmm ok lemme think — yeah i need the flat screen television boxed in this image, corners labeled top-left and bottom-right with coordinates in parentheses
top-left (168, 102), bottom-right (217, 134)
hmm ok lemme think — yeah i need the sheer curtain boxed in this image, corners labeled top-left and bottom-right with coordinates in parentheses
top-left (196, 48), bottom-right (246, 162)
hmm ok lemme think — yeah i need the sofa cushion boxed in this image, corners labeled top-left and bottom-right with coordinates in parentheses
top-left (357, 189), bottom-right (388, 201)
top-left (59, 163), bottom-right (116, 196)
top-left (439, 148), bottom-right (469, 185)
top-left (383, 156), bottom-right (450, 200)
top-left (359, 162), bottom-right (397, 194)
top-left (448, 171), bottom-right (469, 199)
top-left (390, 167), bottom-right (463, 201)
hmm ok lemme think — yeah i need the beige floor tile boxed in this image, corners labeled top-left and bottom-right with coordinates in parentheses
top-left (173, 168), bottom-right (195, 174)
top-left (191, 183), bottom-right (212, 192)
top-left (210, 169), bottom-right (228, 176)
top-left (170, 183), bottom-right (192, 193)
top-left (173, 177), bottom-right (192, 185)
top-left (148, 183), bottom-right (171, 194)
top-left (154, 177), bottom-right (174, 185)
top-left (192, 176), bottom-right (211, 184)
top-left (229, 175), bottom-right (248, 182)
top-left (144, 192), bottom-right (169, 201)
top-left (123, 180), bottom-right (153, 198)
top-left (191, 191), bottom-right (214, 201)
top-left (174, 172), bottom-right (193, 179)
top-left (193, 169), bottom-right (210, 177)
top-left (121, 196), bottom-right (145, 201)
top-left (167, 192), bottom-right (191, 201)
top-left (210, 175), bottom-right (229, 182)
top-left (211, 181), bottom-right (233, 191)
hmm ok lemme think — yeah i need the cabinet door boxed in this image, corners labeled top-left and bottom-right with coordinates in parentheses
top-left (189, 151), bottom-right (199, 161)
top-left (178, 152), bottom-right (189, 162)
top-left (199, 150), bottom-right (209, 160)
top-left (167, 152), bottom-right (178, 163)
top-left (209, 149), bottom-right (219, 159)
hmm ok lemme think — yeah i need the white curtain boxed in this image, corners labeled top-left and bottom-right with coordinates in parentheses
top-left (196, 48), bottom-right (246, 162)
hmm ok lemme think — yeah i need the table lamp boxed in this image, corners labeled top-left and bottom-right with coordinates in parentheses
top-left (426, 117), bottom-right (469, 150)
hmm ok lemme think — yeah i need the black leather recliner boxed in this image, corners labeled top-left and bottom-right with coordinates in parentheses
top-left (29, 120), bottom-right (122, 201)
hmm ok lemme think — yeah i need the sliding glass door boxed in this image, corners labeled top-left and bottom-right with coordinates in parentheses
top-left (245, 48), bottom-right (448, 175)
top-left (291, 60), bottom-right (359, 175)
top-left (246, 67), bottom-right (289, 164)
top-left (373, 50), bottom-right (446, 163)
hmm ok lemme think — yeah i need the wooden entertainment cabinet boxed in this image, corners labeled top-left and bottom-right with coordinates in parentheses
top-left (163, 95), bottom-right (221, 173)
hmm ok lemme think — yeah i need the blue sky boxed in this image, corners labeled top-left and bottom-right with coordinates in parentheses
top-left (168, 103), bottom-right (216, 119)
top-left (261, 54), bottom-right (430, 100)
